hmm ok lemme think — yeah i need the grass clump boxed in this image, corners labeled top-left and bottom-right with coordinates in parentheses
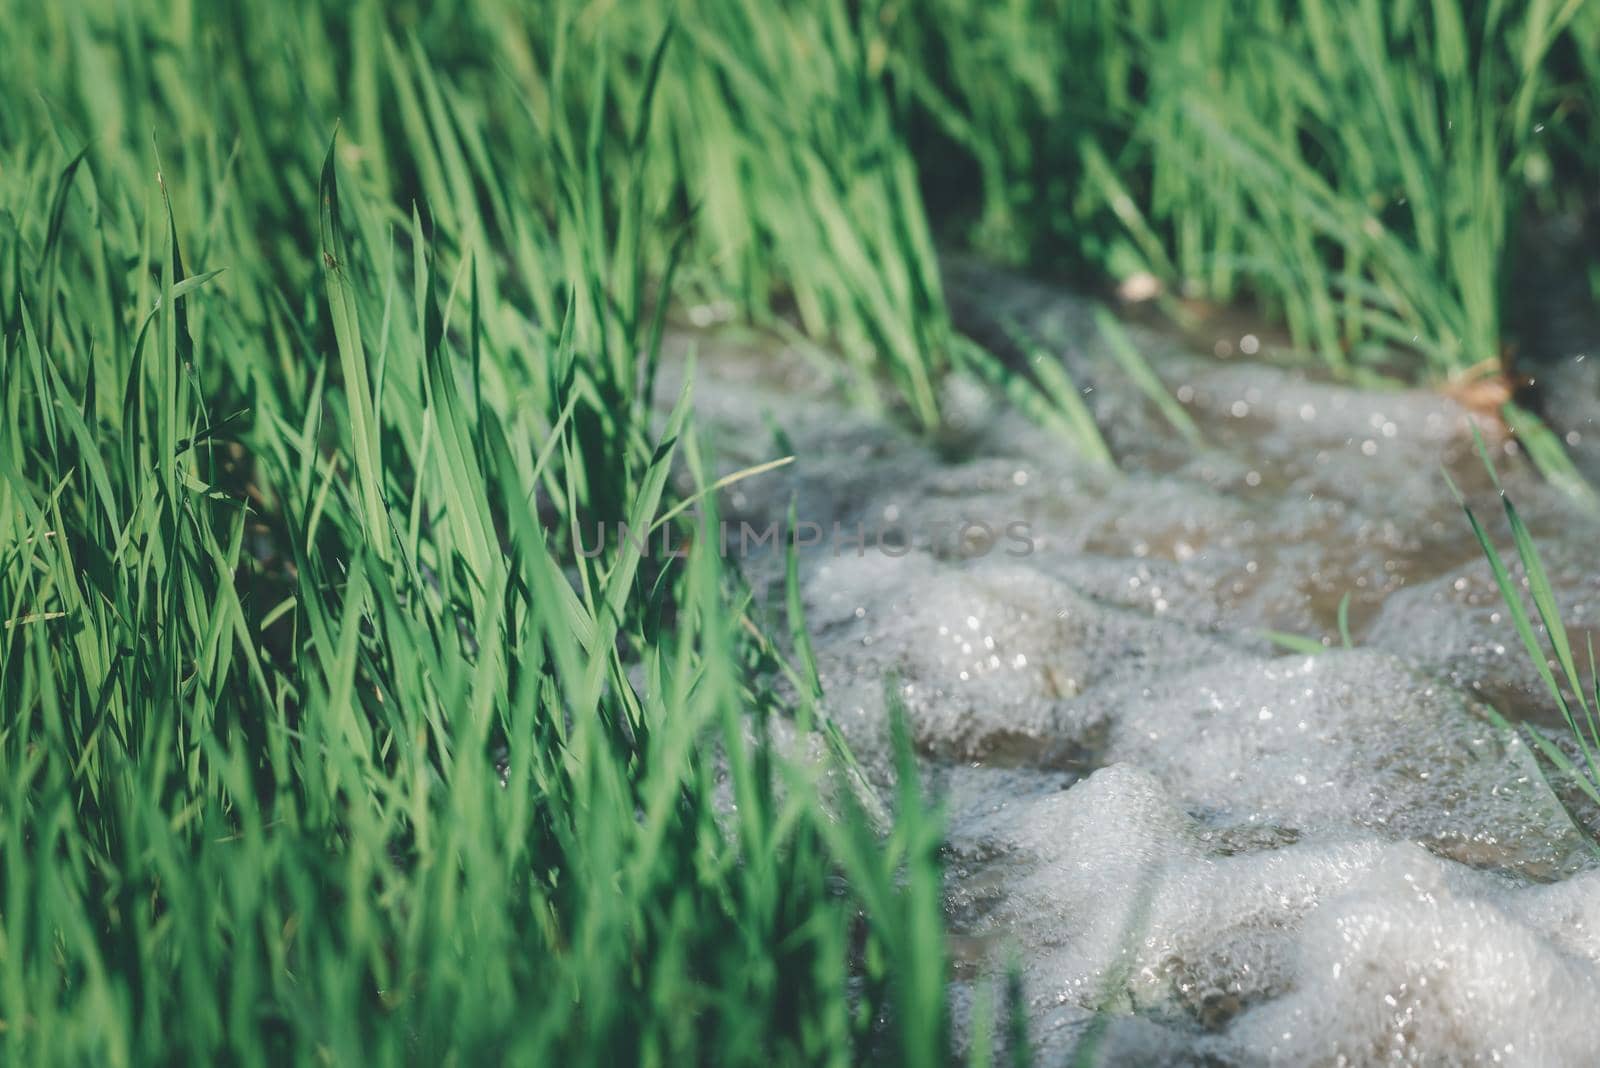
top-left (0, 4), bottom-right (965, 1063)
top-left (12, 0), bottom-right (1600, 1060)
top-left (1158, 0), bottom-right (1580, 383)
top-left (1456, 448), bottom-right (1600, 824)
top-left (645, 0), bottom-right (956, 429)
top-left (896, 0), bottom-right (1589, 384)
top-left (891, 0), bottom-right (1599, 497)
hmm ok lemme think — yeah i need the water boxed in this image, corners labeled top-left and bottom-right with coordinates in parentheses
top-left (661, 266), bottom-right (1600, 1065)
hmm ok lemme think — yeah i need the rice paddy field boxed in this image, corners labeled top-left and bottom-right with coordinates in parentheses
top-left (7, 1), bottom-right (1600, 1064)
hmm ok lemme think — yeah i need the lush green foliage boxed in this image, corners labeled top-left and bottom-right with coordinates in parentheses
top-left (0, 3), bottom-right (959, 1063)
top-left (892, 0), bottom-right (1597, 497)
top-left (6, 0), bottom-right (1600, 1062)
top-left (896, 0), bottom-right (1589, 383)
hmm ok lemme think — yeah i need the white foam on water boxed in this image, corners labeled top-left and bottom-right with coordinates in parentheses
top-left (665, 265), bottom-right (1600, 1064)
top-left (956, 765), bottom-right (1600, 1065)
top-left (1223, 860), bottom-right (1600, 1065)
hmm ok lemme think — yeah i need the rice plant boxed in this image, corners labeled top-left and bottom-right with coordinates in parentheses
top-left (897, 1), bottom-right (1585, 378)
top-left (643, 0), bottom-right (956, 429)
top-left (893, 0), bottom-right (1595, 492)
top-left (12, 0), bottom-right (1600, 1060)
top-left (1455, 447), bottom-right (1600, 822)
top-left (0, 4), bottom-right (960, 1063)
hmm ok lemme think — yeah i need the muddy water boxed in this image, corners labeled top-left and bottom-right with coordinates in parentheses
top-left (659, 265), bottom-right (1600, 1065)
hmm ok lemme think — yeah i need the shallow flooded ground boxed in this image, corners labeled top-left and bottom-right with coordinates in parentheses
top-left (659, 265), bottom-right (1600, 1065)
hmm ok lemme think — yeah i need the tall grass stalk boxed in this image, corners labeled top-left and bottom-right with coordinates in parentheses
top-left (1455, 446), bottom-right (1600, 821)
